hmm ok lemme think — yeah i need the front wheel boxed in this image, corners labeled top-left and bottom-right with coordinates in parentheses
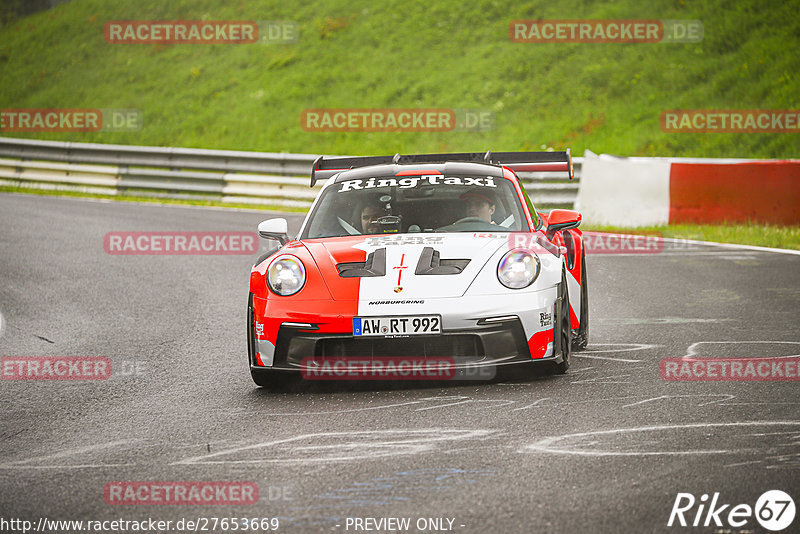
top-left (552, 271), bottom-right (572, 374)
top-left (571, 250), bottom-right (589, 351)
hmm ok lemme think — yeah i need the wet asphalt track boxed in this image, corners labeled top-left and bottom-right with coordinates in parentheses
top-left (1, 193), bottom-right (798, 534)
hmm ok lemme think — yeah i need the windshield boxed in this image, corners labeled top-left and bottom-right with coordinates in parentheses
top-left (302, 174), bottom-right (529, 239)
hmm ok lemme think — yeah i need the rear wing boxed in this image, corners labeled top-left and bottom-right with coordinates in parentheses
top-left (310, 149), bottom-right (573, 186)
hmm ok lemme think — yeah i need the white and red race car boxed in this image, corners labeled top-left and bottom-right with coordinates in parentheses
top-left (247, 151), bottom-right (588, 387)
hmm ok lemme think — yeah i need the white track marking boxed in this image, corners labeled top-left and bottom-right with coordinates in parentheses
top-left (746, 431), bottom-right (800, 439)
top-left (598, 318), bottom-right (726, 324)
top-left (573, 354), bottom-right (642, 363)
top-left (173, 429), bottom-right (494, 465)
top-left (414, 397), bottom-right (473, 411)
top-left (683, 340), bottom-right (800, 359)
top-left (724, 460), bottom-right (766, 468)
top-left (419, 398), bottom-right (528, 410)
top-left (0, 439), bottom-right (142, 469)
top-left (694, 394), bottom-right (738, 406)
top-left (723, 402), bottom-right (800, 406)
top-left (599, 251), bottom-right (762, 257)
top-left (591, 236), bottom-right (800, 256)
top-left (657, 237), bottom-right (800, 256)
top-left (244, 398), bottom-right (456, 417)
top-left (0, 463), bottom-right (134, 469)
top-left (512, 398), bottom-right (552, 411)
top-left (584, 343), bottom-right (659, 352)
top-left (572, 343), bottom-right (658, 363)
top-left (621, 395), bottom-right (676, 408)
top-left (470, 399), bottom-right (517, 410)
top-left (513, 395), bottom-right (741, 410)
top-left (528, 396), bottom-right (641, 407)
top-left (522, 421), bottom-right (800, 457)
top-left (622, 394), bottom-right (736, 408)
top-left (571, 373), bottom-right (633, 384)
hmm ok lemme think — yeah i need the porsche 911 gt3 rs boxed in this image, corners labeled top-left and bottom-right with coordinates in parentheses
top-left (247, 151), bottom-right (588, 387)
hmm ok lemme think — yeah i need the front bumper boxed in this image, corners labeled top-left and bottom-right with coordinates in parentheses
top-left (248, 289), bottom-right (564, 373)
top-left (265, 319), bottom-right (529, 370)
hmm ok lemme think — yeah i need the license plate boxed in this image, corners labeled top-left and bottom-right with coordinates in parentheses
top-left (353, 315), bottom-right (441, 337)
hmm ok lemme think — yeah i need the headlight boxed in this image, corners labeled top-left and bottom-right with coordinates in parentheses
top-left (267, 255), bottom-right (306, 296)
top-left (497, 250), bottom-right (540, 289)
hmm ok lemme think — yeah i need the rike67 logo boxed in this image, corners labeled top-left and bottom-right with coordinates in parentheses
top-left (668, 490), bottom-right (795, 531)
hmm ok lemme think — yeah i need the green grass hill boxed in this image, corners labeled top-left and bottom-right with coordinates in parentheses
top-left (0, 0), bottom-right (798, 157)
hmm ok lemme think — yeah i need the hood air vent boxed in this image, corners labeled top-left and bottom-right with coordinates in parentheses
top-left (337, 248), bottom-right (386, 277)
top-left (415, 247), bottom-right (470, 275)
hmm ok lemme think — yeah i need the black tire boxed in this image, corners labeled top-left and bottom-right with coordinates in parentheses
top-left (247, 292), bottom-right (256, 366)
top-left (510, 272), bottom-right (572, 380)
top-left (552, 271), bottom-right (572, 374)
top-left (571, 250), bottom-right (589, 351)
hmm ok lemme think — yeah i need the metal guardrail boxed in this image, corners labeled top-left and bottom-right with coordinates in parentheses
top-left (0, 137), bottom-right (318, 174)
top-left (0, 137), bottom-right (582, 209)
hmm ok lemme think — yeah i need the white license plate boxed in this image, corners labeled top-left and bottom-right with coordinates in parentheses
top-left (353, 315), bottom-right (442, 336)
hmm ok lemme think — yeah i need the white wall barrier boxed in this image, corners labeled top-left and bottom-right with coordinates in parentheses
top-left (576, 151), bottom-right (798, 227)
top-left (576, 151), bottom-right (671, 227)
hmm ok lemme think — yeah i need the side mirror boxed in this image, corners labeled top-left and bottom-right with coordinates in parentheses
top-left (547, 209), bottom-right (582, 232)
top-left (258, 218), bottom-right (289, 245)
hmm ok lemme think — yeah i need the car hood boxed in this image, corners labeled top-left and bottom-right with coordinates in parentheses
top-left (303, 233), bottom-right (510, 300)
